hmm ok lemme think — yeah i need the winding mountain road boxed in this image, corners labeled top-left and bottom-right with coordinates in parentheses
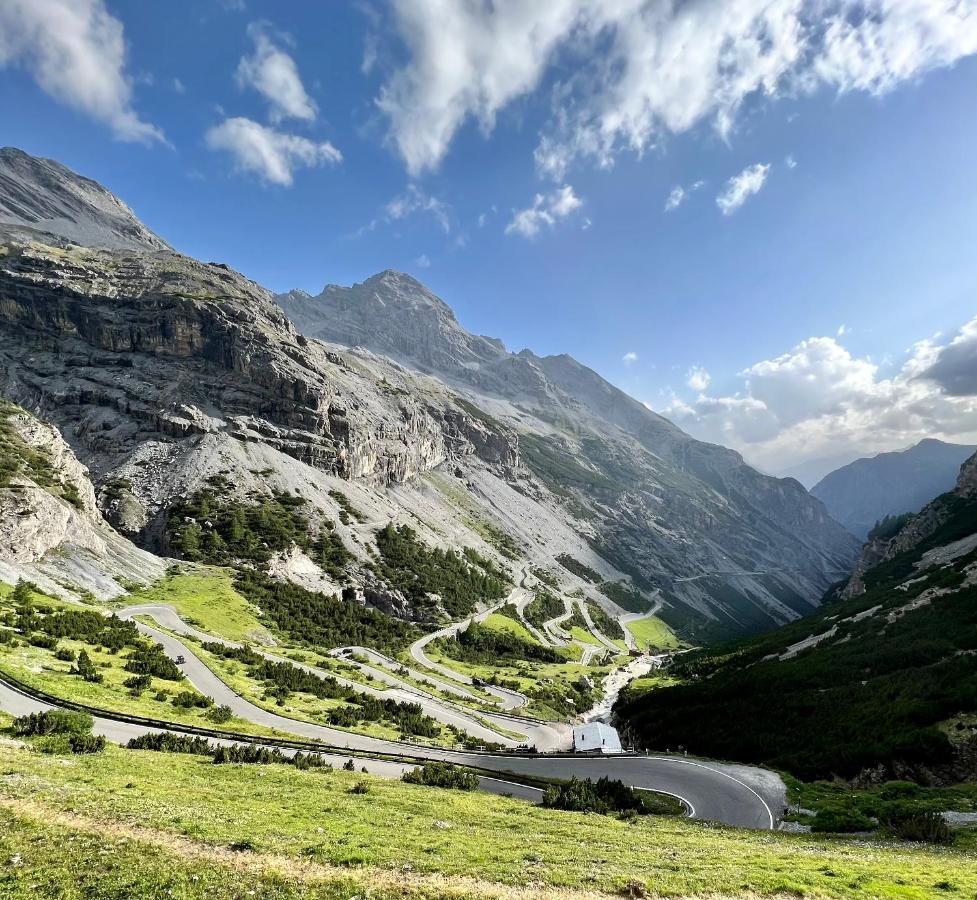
top-left (0, 594), bottom-right (784, 828)
top-left (0, 672), bottom-right (781, 828)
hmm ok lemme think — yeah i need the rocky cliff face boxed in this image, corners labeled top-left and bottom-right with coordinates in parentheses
top-left (0, 401), bottom-right (166, 599)
top-left (0, 229), bottom-right (517, 536)
top-left (277, 273), bottom-right (860, 638)
top-left (841, 450), bottom-right (977, 598)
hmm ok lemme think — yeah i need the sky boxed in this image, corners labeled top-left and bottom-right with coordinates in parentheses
top-left (1, 0), bottom-right (976, 483)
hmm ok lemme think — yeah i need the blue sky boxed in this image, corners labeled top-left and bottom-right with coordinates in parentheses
top-left (2, 0), bottom-right (976, 480)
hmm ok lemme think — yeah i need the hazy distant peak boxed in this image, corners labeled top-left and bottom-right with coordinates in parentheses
top-left (0, 147), bottom-right (169, 252)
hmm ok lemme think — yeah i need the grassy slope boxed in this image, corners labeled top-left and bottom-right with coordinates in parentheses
top-left (0, 739), bottom-right (975, 899)
top-left (625, 616), bottom-right (679, 650)
top-left (113, 570), bottom-right (273, 644)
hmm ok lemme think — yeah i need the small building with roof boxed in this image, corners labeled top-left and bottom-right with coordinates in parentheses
top-left (573, 722), bottom-right (623, 754)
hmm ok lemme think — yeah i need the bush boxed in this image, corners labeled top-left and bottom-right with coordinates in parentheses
top-left (172, 690), bottom-right (213, 710)
top-left (402, 762), bottom-right (478, 791)
top-left (205, 705), bottom-right (233, 724)
top-left (12, 709), bottom-right (94, 737)
top-left (54, 647), bottom-right (75, 662)
top-left (883, 809), bottom-right (954, 845)
top-left (810, 807), bottom-right (875, 833)
top-left (124, 673), bottom-right (152, 694)
top-left (127, 732), bottom-right (213, 756)
top-left (125, 644), bottom-right (183, 681)
top-left (348, 781), bottom-right (370, 794)
top-left (28, 632), bottom-right (59, 650)
top-left (71, 649), bottom-right (103, 683)
top-left (68, 732), bottom-right (106, 754)
top-left (542, 776), bottom-right (655, 816)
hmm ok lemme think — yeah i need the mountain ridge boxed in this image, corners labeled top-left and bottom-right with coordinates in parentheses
top-left (812, 438), bottom-right (977, 538)
top-left (276, 270), bottom-right (859, 637)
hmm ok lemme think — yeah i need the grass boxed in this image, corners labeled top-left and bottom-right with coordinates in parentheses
top-left (479, 613), bottom-right (537, 643)
top-left (0, 635), bottom-right (289, 741)
top-left (115, 570), bottom-right (273, 644)
top-left (625, 616), bottom-right (679, 651)
top-left (1, 740), bottom-right (976, 899)
top-left (425, 650), bottom-right (609, 720)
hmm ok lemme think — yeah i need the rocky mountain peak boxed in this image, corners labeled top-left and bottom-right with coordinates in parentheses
top-left (0, 146), bottom-right (169, 252)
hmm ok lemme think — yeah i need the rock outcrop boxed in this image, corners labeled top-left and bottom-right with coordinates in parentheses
top-left (0, 402), bottom-right (166, 599)
top-left (841, 451), bottom-right (977, 598)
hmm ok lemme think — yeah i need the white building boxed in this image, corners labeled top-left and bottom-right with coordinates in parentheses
top-left (573, 722), bottom-right (623, 754)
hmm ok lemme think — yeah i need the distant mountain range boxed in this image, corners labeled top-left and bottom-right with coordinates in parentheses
top-left (0, 146), bottom-right (857, 640)
top-left (811, 439), bottom-right (977, 538)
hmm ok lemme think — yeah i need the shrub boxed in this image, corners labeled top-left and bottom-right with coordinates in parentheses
top-left (542, 776), bottom-right (655, 816)
top-left (68, 732), bottom-right (106, 754)
top-left (125, 644), bottom-right (183, 681)
top-left (12, 709), bottom-right (94, 737)
top-left (810, 807), bottom-right (875, 833)
top-left (127, 732), bottom-right (213, 756)
top-left (124, 674), bottom-right (152, 694)
top-left (29, 632), bottom-right (59, 650)
top-left (71, 650), bottom-right (103, 683)
top-left (54, 647), bottom-right (75, 662)
top-left (205, 705), bottom-right (233, 724)
top-left (402, 762), bottom-right (478, 791)
top-left (172, 690), bottom-right (213, 710)
top-left (884, 809), bottom-right (954, 845)
top-left (348, 781), bottom-right (370, 794)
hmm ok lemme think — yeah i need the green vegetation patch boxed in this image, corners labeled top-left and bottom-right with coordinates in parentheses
top-left (624, 615), bottom-right (679, 651)
top-left (372, 524), bottom-right (508, 620)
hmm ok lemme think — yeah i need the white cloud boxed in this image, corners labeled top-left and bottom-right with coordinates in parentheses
top-left (837, 324), bottom-right (848, 336)
top-left (686, 365), bottom-right (711, 392)
top-left (664, 180), bottom-right (705, 212)
top-left (664, 186), bottom-right (686, 212)
top-left (505, 184), bottom-right (582, 238)
top-left (785, 154), bottom-right (798, 169)
top-left (716, 163), bottom-right (771, 215)
top-left (623, 351), bottom-right (638, 365)
top-left (375, 1), bottom-right (977, 176)
top-left (205, 117), bottom-right (341, 186)
top-left (414, 253), bottom-right (431, 268)
top-left (661, 316), bottom-right (977, 473)
top-left (173, 77), bottom-right (186, 94)
top-left (386, 185), bottom-right (451, 232)
top-left (0, 0), bottom-right (162, 143)
top-left (236, 23), bottom-right (316, 122)
top-left (355, 185), bottom-right (452, 236)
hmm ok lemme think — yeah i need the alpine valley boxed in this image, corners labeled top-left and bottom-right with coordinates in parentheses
top-left (2, 147), bottom-right (976, 900)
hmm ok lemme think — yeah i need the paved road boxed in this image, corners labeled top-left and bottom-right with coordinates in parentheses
top-left (578, 600), bottom-right (625, 654)
top-left (408, 600), bottom-right (529, 711)
top-left (0, 679), bottom-right (541, 801)
top-left (122, 609), bottom-right (525, 749)
top-left (0, 674), bottom-right (780, 828)
top-left (619, 594), bottom-right (663, 652)
top-left (0, 598), bottom-right (783, 827)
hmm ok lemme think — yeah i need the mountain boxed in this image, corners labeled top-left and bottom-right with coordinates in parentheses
top-left (277, 274), bottom-right (858, 638)
top-left (616, 450), bottom-right (977, 783)
top-left (0, 148), bottom-right (856, 638)
top-left (0, 146), bottom-right (168, 252)
top-left (811, 439), bottom-right (977, 538)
